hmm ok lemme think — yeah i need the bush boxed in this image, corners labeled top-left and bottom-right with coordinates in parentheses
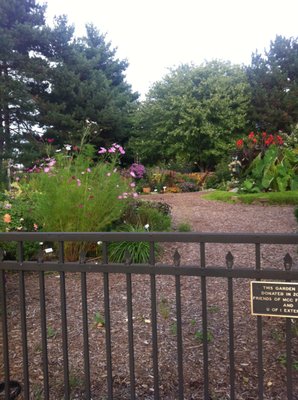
top-left (23, 144), bottom-right (133, 260)
top-left (177, 182), bottom-right (198, 192)
top-left (0, 187), bottom-right (40, 260)
top-left (122, 200), bottom-right (172, 231)
top-left (295, 208), bottom-right (298, 223)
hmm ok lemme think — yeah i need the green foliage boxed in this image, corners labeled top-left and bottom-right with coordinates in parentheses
top-left (93, 311), bottom-right (105, 327)
top-left (194, 329), bottom-right (213, 343)
top-left (242, 145), bottom-right (298, 192)
top-left (0, 187), bottom-right (39, 259)
top-left (108, 224), bottom-right (151, 263)
top-left (122, 200), bottom-right (172, 231)
top-left (177, 222), bottom-right (192, 232)
top-left (295, 207), bottom-right (298, 223)
top-left (202, 190), bottom-right (298, 205)
top-left (130, 61), bottom-right (250, 170)
top-left (23, 145), bottom-right (132, 260)
top-left (246, 35), bottom-right (298, 133)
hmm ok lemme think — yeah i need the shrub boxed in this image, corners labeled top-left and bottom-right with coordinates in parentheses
top-left (23, 144), bottom-right (133, 260)
top-left (177, 222), bottom-right (192, 232)
top-left (122, 200), bottom-right (172, 232)
top-left (177, 182), bottom-right (198, 192)
top-left (0, 187), bottom-right (40, 260)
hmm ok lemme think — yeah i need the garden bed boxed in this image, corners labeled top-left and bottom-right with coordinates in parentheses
top-left (2, 192), bottom-right (298, 399)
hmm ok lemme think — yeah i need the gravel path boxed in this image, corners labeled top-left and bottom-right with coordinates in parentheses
top-left (2, 192), bottom-right (298, 400)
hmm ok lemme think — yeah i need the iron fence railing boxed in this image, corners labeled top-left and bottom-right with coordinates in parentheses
top-left (0, 232), bottom-right (297, 400)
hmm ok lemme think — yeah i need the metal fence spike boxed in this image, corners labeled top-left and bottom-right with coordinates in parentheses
top-left (284, 253), bottom-right (293, 271)
top-left (226, 251), bottom-right (234, 269)
top-left (124, 250), bottom-right (132, 265)
top-left (173, 249), bottom-right (181, 267)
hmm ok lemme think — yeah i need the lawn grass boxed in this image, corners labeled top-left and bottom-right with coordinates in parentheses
top-left (202, 190), bottom-right (298, 205)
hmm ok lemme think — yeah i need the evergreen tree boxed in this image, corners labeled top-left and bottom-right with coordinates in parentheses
top-left (38, 23), bottom-right (138, 151)
top-left (0, 0), bottom-right (50, 184)
top-left (247, 35), bottom-right (298, 133)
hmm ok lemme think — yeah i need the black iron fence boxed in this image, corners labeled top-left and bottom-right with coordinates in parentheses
top-left (0, 232), bottom-right (297, 399)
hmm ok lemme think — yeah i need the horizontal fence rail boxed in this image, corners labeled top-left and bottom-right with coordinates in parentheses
top-left (0, 231), bottom-right (297, 400)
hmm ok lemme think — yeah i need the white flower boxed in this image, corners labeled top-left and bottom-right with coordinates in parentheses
top-left (64, 144), bottom-right (72, 151)
top-left (55, 149), bottom-right (62, 153)
top-left (39, 242), bottom-right (44, 245)
top-left (144, 224), bottom-right (149, 230)
top-left (97, 241), bottom-right (102, 245)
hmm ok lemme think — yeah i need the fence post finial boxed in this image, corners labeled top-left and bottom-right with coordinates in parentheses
top-left (226, 251), bottom-right (234, 269)
top-left (173, 249), bottom-right (181, 267)
top-left (284, 253), bottom-right (293, 271)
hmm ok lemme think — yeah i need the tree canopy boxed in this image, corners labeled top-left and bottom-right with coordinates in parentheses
top-left (246, 35), bottom-right (298, 133)
top-left (0, 0), bottom-right (138, 187)
top-left (129, 61), bottom-right (250, 170)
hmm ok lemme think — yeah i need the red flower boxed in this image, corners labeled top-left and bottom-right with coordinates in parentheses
top-left (236, 139), bottom-right (244, 149)
top-left (248, 132), bottom-right (255, 139)
top-left (47, 138), bottom-right (54, 143)
top-left (262, 132), bottom-right (267, 138)
top-left (276, 135), bottom-right (283, 145)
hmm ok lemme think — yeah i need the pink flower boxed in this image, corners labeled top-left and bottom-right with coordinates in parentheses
top-left (77, 179), bottom-right (81, 187)
top-left (108, 147), bottom-right (116, 153)
top-left (118, 195), bottom-right (123, 199)
top-left (33, 223), bottom-right (38, 231)
top-left (130, 171), bottom-right (136, 178)
top-left (47, 138), bottom-right (54, 143)
top-left (47, 159), bottom-right (56, 167)
top-left (86, 168), bottom-right (91, 173)
top-left (130, 182), bottom-right (136, 187)
top-left (118, 146), bottom-right (125, 154)
top-left (133, 193), bottom-right (138, 198)
top-left (44, 167), bottom-right (50, 173)
top-left (98, 147), bottom-right (107, 154)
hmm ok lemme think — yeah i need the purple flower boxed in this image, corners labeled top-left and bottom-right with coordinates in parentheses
top-left (129, 163), bottom-right (146, 179)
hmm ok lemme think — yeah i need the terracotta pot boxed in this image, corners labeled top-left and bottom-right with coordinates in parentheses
top-left (142, 187), bottom-right (151, 193)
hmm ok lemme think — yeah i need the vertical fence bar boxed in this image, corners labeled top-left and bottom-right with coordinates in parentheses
top-left (149, 241), bottom-right (159, 399)
top-left (39, 271), bottom-right (49, 400)
top-left (285, 256), bottom-right (293, 400)
top-left (285, 318), bottom-right (293, 399)
top-left (200, 242), bottom-right (209, 400)
top-left (226, 252), bottom-right (235, 400)
top-left (102, 242), bottom-right (113, 399)
top-left (81, 272), bottom-right (91, 399)
top-left (126, 272), bottom-right (136, 399)
top-left (255, 243), bottom-right (264, 400)
top-left (18, 242), bottom-right (29, 399)
top-left (175, 273), bottom-right (184, 399)
top-left (59, 241), bottom-right (70, 399)
top-left (0, 269), bottom-right (10, 400)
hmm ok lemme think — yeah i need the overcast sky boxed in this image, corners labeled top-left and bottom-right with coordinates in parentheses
top-left (44, 0), bottom-right (298, 98)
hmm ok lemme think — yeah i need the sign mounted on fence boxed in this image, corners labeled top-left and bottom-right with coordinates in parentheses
top-left (250, 281), bottom-right (298, 318)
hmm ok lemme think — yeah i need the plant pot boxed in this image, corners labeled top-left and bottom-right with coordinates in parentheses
top-left (142, 187), bottom-right (151, 193)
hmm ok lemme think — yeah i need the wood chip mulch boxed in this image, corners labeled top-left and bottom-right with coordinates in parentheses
top-left (1, 192), bottom-right (297, 399)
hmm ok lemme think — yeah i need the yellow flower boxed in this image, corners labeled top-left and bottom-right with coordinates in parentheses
top-left (3, 214), bottom-right (11, 223)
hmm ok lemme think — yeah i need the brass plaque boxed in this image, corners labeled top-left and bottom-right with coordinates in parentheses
top-left (250, 281), bottom-right (298, 318)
